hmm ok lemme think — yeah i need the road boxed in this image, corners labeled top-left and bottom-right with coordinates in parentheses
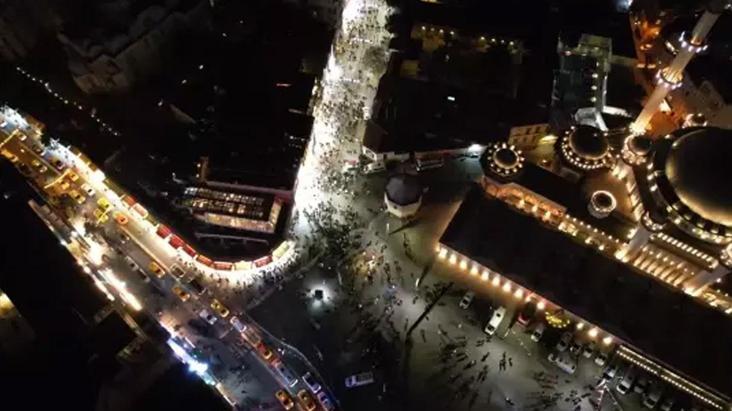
top-left (0, 120), bottom-right (340, 410)
top-left (0, 0), bottom-right (398, 409)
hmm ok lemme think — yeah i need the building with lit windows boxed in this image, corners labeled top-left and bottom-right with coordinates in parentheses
top-left (436, 122), bottom-right (732, 409)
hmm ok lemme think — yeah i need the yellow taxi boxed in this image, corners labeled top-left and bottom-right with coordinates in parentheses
top-left (255, 342), bottom-right (275, 362)
top-left (67, 171), bottom-right (79, 182)
top-left (69, 190), bottom-right (85, 204)
top-left (210, 299), bottom-right (230, 318)
top-left (275, 390), bottom-right (295, 410)
top-left (31, 159), bottom-right (41, 168)
top-left (93, 208), bottom-right (109, 223)
top-left (297, 389), bottom-right (317, 411)
top-left (97, 197), bottom-right (111, 212)
top-left (59, 181), bottom-right (70, 191)
top-left (148, 261), bottom-right (165, 277)
top-left (172, 285), bottom-right (190, 302)
top-left (1, 150), bottom-right (18, 163)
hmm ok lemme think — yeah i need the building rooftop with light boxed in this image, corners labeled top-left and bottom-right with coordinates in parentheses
top-left (437, 122), bottom-right (732, 408)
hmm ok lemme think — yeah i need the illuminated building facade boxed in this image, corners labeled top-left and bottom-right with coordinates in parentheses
top-left (436, 121), bottom-right (732, 408)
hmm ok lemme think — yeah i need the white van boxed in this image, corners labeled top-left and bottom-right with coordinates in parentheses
top-left (363, 161), bottom-right (385, 174)
top-left (345, 371), bottom-right (374, 388)
top-left (484, 306), bottom-right (506, 335)
top-left (616, 366), bottom-right (637, 395)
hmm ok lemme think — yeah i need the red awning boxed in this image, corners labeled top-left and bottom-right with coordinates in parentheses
top-left (182, 244), bottom-right (197, 258)
top-left (122, 195), bottom-right (136, 208)
top-left (168, 235), bottom-right (184, 249)
top-left (213, 261), bottom-right (233, 271)
top-left (196, 254), bottom-right (213, 266)
top-left (156, 225), bottom-right (171, 239)
top-left (254, 255), bottom-right (271, 267)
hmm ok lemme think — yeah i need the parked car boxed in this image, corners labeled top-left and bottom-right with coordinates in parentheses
top-left (316, 391), bottom-right (335, 411)
top-left (81, 183), bottom-right (95, 196)
top-left (530, 322), bottom-right (545, 342)
top-left (275, 390), bottom-right (294, 410)
top-left (484, 306), bottom-right (506, 335)
top-left (582, 342), bottom-right (596, 358)
top-left (172, 285), bottom-right (190, 302)
top-left (230, 316), bottom-right (247, 333)
top-left (517, 300), bottom-right (537, 326)
top-left (274, 362), bottom-right (298, 387)
top-left (569, 339), bottom-right (582, 355)
top-left (124, 256), bottom-right (139, 271)
top-left (345, 371), bottom-right (375, 388)
top-left (135, 269), bottom-right (150, 283)
top-left (302, 372), bottom-right (321, 394)
top-left (659, 396), bottom-right (675, 411)
top-left (297, 389), bottom-right (317, 411)
top-left (148, 261), bottom-right (165, 277)
top-left (556, 332), bottom-right (572, 352)
top-left (187, 277), bottom-right (207, 295)
top-left (616, 366), bottom-right (637, 395)
top-left (198, 309), bottom-right (217, 325)
top-left (642, 381), bottom-right (663, 409)
top-left (459, 291), bottom-right (475, 309)
top-left (210, 299), bottom-right (230, 318)
top-left (594, 351), bottom-right (609, 367)
top-left (634, 375), bottom-right (649, 394)
top-left (602, 362), bottom-right (620, 380)
top-left (363, 161), bottom-right (385, 174)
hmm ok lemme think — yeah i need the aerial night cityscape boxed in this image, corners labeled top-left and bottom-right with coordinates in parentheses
top-left (1, 0), bottom-right (732, 410)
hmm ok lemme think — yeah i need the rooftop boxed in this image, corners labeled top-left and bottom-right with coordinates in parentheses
top-left (440, 186), bottom-right (732, 398)
top-left (385, 174), bottom-right (423, 206)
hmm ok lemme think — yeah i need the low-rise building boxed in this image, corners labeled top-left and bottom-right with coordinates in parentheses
top-left (57, 0), bottom-right (210, 94)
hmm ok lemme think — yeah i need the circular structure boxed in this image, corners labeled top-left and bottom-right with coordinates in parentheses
top-left (588, 190), bottom-right (617, 219)
top-left (494, 147), bottom-right (519, 168)
top-left (558, 125), bottom-right (613, 171)
top-left (621, 134), bottom-right (652, 165)
top-left (384, 174), bottom-right (423, 218)
top-left (683, 112), bottom-right (707, 128)
top-left (627, 135), bottom-right (652, 156)
top-left (480, 142), bottom-right (524, 180)
top-left (645, 127), bottom-right (732, 244)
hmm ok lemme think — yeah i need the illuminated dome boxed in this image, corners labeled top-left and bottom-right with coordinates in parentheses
top-left (646, 127), bottom-right (732, 243)
top-left (558, 125), bottom-right (613, 170)
top-left (628, 135), bottom-right (652, 156)
top-left (480, 142), bottom-right (524, 180)
top-left (588, 190), bottom-right (617, 219)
